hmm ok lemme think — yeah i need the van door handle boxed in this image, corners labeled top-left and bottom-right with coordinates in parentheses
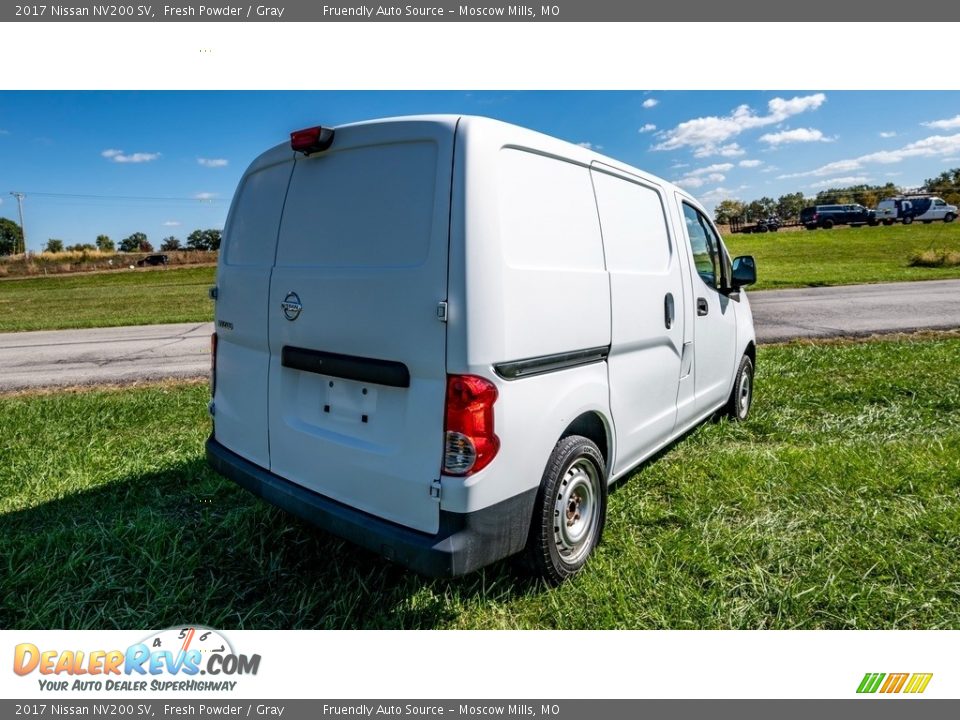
top-left (664, 293), bottom-right (675, 329)
top-left (697, 297), bottom-right (709, 316)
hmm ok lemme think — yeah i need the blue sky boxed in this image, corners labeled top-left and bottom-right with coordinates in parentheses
top-left (2, 91), bottom-right (959, 251)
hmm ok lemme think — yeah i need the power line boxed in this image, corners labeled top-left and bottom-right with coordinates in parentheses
top-left (7, 191), bottom-right (227, 203)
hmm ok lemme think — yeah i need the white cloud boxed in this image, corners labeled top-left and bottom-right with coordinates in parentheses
top-left (675, 163), bottom-right (735, 188)
top-left (670, 162), bottom-right (690, 169)
top-left (0, 129), bottom-right (9, 135)
top-left (193, 192), bottom-right (218, 200)
top-left (760, 127), bottom-right (830, 145)
top-left (694, 142), bottom-right (745, 158)
top-left (197, 157), bottom-right (228, 168)
top-left (699, 185), bottom-right (750, 204)
top-left (653, 93), bottom-right (826, 155)
top-left (739, 159), bottom-right (763, 168)
top-left (922, 114), bottom-right (960, 130)
top-left (779, 132), bottom-right (960, 179)
top-left (638, 123), bottom-right (657, 133)
top-left (102, 148), bottom-right (161, 163)
top-left (162, 220), bottom-right (181, 227)
top-left (642, 98), bottom-right (659, 109)
top-left (577, 142), bottom-right (603, 150)
top-left (807, 176), bottom-right (871, 188)
top-left (879, 131), bottom-right (897, 138)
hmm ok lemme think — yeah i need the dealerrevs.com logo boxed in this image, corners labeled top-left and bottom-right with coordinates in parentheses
top-left (857, 673), bottom-right (933, 695)
top-left (13, 627), bottom-right (261, 693)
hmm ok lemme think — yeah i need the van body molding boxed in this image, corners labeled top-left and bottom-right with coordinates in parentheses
top-left (493, 346), bottom-right (610, 380)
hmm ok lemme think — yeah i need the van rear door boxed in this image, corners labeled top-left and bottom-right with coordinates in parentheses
top-left (267, 119), bottom-right (456, 535)
top-left (213, 146), bottom-right (293, 469)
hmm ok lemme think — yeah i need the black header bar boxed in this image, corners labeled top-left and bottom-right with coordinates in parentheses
top-left (4, 0), bottom-right (953, 22)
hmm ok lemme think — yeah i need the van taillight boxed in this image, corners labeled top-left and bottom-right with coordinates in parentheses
top-left (210, 332), bottom-right (218, 396)
top-left (443, 375), bottom-right (500, 476)
top-left (290, 125), bottom-right (335, 155)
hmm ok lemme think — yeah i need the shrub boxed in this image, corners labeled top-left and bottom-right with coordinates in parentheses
top-left (909, 249), bottom-right (960, 268)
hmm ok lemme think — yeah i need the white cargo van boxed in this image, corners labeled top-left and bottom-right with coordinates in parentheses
top-left (206, 115), bottom-right (758, 583)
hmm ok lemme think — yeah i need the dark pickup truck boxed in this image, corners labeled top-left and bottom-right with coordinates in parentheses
top-left (800, 204), bottom-right (878, 230)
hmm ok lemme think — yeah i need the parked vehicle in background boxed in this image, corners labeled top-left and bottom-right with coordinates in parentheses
top-left (205, 114), bottom-right (758, 583)
top-left (874, 195), bottom-right (957, 225)
top-left (136, 254), bottom-right (169, 267)
top-left (800, 204), bottom-right (877, 230)
top-left (729, 216), bottom-right (782, 234)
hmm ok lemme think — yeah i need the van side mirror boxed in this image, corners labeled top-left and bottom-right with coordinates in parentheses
top-left (731, 255), bottom-right (756, 289)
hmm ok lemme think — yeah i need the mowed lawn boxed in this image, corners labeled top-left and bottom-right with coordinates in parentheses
top-left (1, 334), bottom-right (958, 629)
top-left (726, 221), bottom-right (960, 289)
top-left (0, 266), bottom-right (215, 332)
top-left (0, 223), bottom-right (959, 332)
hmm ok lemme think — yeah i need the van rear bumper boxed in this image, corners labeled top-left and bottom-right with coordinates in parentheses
top-left (206, 437), bottom-right (537, 577)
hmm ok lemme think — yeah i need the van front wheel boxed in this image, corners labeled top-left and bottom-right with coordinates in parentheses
top-left (724, 355), bottom-right (754, 422)
top-left (525, 435), bottom-right (607, 585)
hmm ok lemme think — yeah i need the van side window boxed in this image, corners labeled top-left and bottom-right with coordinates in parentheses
top-left (682, 203), bottom-right (722, 289)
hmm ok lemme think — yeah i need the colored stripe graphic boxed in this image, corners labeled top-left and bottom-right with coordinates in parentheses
top-left (857, 672), bottom-right (932, 694)
top-left (880, 673), bottom-right (909, 693)
top-left (904, 674), bottom-right (933, 694)
top-left (857, 673), bottom-right (885, 693)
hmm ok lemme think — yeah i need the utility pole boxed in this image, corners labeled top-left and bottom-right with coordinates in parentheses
top-left (10, 192), bottom-right (26, 254)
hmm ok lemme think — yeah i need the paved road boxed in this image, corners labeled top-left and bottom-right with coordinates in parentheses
top-left (749, 279), bottom-right (960, 343)
top-left (0, 322), bottom-right (212, 391)
top-left (0, 279), bottom-right (958, 391)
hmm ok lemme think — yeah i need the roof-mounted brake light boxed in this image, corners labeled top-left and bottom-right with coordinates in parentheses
top-left (290, 126), bottom-right (335, 155)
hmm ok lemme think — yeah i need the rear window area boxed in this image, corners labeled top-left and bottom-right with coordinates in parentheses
top-left (276, 141), bottom-right (439, 268)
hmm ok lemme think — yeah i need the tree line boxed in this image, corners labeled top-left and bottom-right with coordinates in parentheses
top-left (42, 229), bottom-right (222, 254)
top-left (713, 169), bottom-right (960, 224)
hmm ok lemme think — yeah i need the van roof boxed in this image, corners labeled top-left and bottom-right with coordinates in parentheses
top-left (240, 114), bottom-right (698, 213)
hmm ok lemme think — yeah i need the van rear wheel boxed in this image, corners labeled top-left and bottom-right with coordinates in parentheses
top-left (724, 355), bottom-right (754, 422)
top-left (524, 435), bottom-right (607, 585)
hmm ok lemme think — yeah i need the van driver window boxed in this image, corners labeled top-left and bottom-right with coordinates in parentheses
top-left (683, 203), bottom-right (720, 289)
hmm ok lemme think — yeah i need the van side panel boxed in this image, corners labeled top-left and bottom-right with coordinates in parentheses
top-left (213, 152), bottom-right (293, 468)
top-left (590, 165), bottom-right (684, 475)
top-left (441, 119), bottom-right (613, 514)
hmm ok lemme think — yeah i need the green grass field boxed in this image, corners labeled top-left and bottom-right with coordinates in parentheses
top-left (1, 224), bottom-right (959, 332)
top-left (726, 221), bottom-right (960, 289)
top-left (2, 333), bottom-right (958, 629)
top-left (0, 266), bottom-right (215, 332)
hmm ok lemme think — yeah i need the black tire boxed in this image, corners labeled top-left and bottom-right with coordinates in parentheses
top-left (805, 224), bottom-right (817, 231)
top-left (945, 213), bottom-right (956, 223)
top-left (525, 435), bottom-right (607, 585)
top-left (723, 355), bottom-right (754, 422)
top-left (769, 225), bottom-right (779, 232)
top-left (821, 219), bottom-right (834, 229)
top-left (903, 216), bottom-right (913, 225)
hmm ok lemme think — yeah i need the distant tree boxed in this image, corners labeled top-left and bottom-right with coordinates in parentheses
top-left (186, 228), bottom-right (222, 251)
top-left (746, 200), bottom-right (767, 221)
top-left (776, 192), bottom-right (806, 221)
top-left (95, 234), bottom-right (115, 252)
top-left (66, 243), bottom-right (96, 252)
top-left (45, 239), bottom-right (65, 253)
top-left (756, 196), bottom-right (777, 218)
top-left (139, 239), bottom-right (154, 253)
top-left (713, 199), bottom-right (747, 224)
top-left (813, 183), bottom-right (899, 207)
top-left (160, 236), bottom-right (182, 251)
top-left (923, 168), bottom-right (960, 206)
top-left (119, 232), bottom-right (148, 253)
top-left (0, 217), bottom-right (23, 256)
